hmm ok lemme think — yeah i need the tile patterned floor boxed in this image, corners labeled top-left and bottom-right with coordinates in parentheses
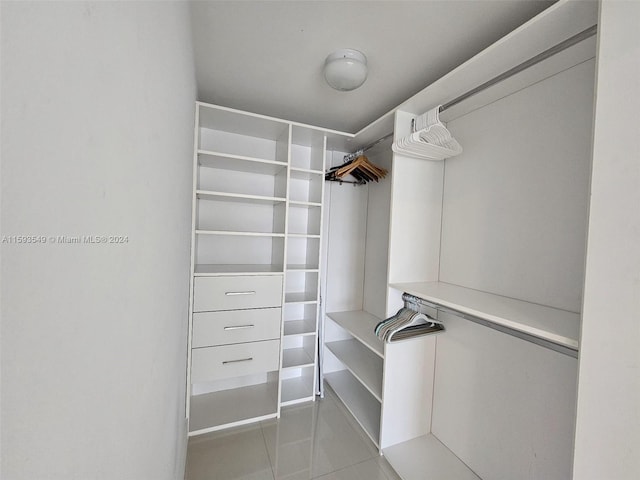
top-left (186, 388), bottom-right (402, 480)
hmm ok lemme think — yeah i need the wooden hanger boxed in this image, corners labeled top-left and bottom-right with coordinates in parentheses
top-left (333, 155), bottom-right (388, 183)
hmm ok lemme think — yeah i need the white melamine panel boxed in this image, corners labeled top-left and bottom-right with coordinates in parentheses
top-left (189, 380), bottom-right (278, 434)
top-left (362, 147), bottom-right (393, 320)
top-left (192, 308), bottom-right (281, 347)
top-left (439, 59), bottom-right (595, 313)
top-left (431, 312), bottom-right (578, 480)
top-left (379, 336), bottom-right (435, 450)
top-left (383, 434), bottom-right (480, 480)
top-left (323, 179), bottom-right (368, 312)
top-left (193, 275), bottom-right (283, 312)
top-left (574, 3), bottom-right (640, 478)
top-left (191, 339), bottom-right (280, 383)
top-left (387, 111), bottom-right (444, 286)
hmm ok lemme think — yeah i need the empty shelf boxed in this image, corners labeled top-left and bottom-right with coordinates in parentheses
top-left (325, 339), bottom-right (383, 401)
top-left (196, 190), bottom-right (286, 205)
top-left (282, 348), bottom-right (314, 369)
top-left (286, 264), bottom-right (320, 272)
top-left (326, 311), bottom-right (384, 358)
top-left (383, 434), bottom-right (480, 480)
top-left (324, 370), bottom-right (381, 447)
top-left (194, 264), bottom-right (284, 276)
top-left (284, 319), bottom-right (317, 336)
top-left (285, 292), bottom-right (318, 304)
top-left (281, 376), bottom-right (315, 405)
top-left (198, 150), bottom-right (288, 175)
top-left (391, 281), bottom-right (579, 351)
top-left (189, 381), bottom-right (278, 435)
top-left (196, 230), bottom-right (285, 237)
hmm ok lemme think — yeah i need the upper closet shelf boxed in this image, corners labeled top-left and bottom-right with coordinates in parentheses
top-left (390, 282), bottom-right (579, 351)
top-left (196, 190), bottom-right (286, 205)
top-left (198, 150), bottom-right (288, 175)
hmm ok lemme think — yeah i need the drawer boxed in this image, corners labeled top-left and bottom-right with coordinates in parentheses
top-left (193, 275), bottom-right (283, 312)
top-left (192, 308), bottom-right (281, 347)
top-left (191, 339), bottom-right (280, 383)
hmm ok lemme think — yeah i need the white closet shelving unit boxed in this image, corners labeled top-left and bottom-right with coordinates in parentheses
top-left (321, 1), bottom-right (598, 479)
top-left (187, 103), bottom-right (350, 435)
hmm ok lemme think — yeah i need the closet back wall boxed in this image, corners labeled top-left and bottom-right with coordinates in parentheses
top-left (1, 2), bottom-right (195, 479)
top-left (439, 59), bottom-right (595, 312)
top-left (430, 58), bottom-right (595, 480)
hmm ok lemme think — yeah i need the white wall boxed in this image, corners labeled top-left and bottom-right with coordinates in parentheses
top-left (1, 2), bottom-right (195, 479)
top-left (440, 59), bottom-right (595, 313)
top-left (573, 1), bottom-right (640, 479)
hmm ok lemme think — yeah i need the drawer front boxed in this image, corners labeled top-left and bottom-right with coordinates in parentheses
top-left (192, 308), bottom-right (281, 347)
top-left (191, 339), bottom-right (280, 383)
top-left (193, 275), bottom-right (283, 312)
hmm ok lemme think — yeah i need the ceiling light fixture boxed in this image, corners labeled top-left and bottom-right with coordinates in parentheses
top-left (323, 49), bottom-right (368, 92)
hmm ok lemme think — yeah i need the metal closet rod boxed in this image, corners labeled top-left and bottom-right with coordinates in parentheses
top-left (350, 24), bottom-right (598, 157)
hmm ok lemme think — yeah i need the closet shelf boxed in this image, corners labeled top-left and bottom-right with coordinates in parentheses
top-left (280, 376), bottom-right (314, 406)
top-left (196, 190), bottom-right (286, 205)
top-left (325, 371), bottom-right (381, 447)
top-left (382, 434), bottom-right (481, 480)
top-left (193, 264), bottom-right (284, 276)
top-left (289, 167), bottom-right (324, 179)
top-left (325, 339), bottom-right (383, 401)
top-left (189, 381), bottom-right (278, 435)
top-left (287, 233), bottom-right (321, 239)
top-left (285, 292), bottom-right (318, 305)
top-left (284, 319), bottom-right (317, 337)
top-left (282, 348), bottom-right (314, 369)
top-left (195, 229), bottom-right (285, 238)
top-left (288, 200), bottom-right (322, 208)
top-left (197, 150), bottom-right (288, 175)
top-left (390, 281), bottom-right (580, 350)
top-left (286, 264), bottom-right (319, 272)
top-left (326, 311), bottom-right (384, 358)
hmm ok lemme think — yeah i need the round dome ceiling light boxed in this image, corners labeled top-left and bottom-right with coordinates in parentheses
top-left (323, 49), bottom-right (368, 91)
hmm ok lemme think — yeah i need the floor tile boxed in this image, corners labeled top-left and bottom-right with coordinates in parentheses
top-left (262, 394), bottom-right (377, 479)
top-left (376, 455), bottom-right (403, 480)
top-left (313, 458), bottom-right (390, 480)
top-left (186, 425), bottom-right (274, 480)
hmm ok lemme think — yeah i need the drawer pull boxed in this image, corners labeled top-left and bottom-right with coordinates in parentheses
top-left (222, 357), bottom-right (253, 365)
top-left (225, 291), bottom-right (256, 296)
top-left (223, 324), bottom-right (255, 331)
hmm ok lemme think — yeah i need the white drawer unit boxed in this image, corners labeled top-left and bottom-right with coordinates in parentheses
top-left (192, 308), bottom-right (281, 347)
top-left (193, 275), bottom-right (283, 312)
top-left (191, 339), bottom-right (280, 383)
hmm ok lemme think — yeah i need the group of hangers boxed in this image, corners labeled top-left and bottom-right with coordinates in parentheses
top-left (324, 152), bottom-right (388, 185)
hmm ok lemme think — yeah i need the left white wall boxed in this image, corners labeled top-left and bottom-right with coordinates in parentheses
top-left (1, 2), bottom-right (195, 479)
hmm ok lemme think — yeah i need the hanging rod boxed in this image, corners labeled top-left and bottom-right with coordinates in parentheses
top-left (440, 24), bottom-right (597, 113)
top-left (343, 132), bottom-right (394, 162)
top-left (343, 24), bottom-right (597, 161)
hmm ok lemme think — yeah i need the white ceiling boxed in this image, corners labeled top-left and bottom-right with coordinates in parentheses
top-left (190, 1), bottom-right (555, 133)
